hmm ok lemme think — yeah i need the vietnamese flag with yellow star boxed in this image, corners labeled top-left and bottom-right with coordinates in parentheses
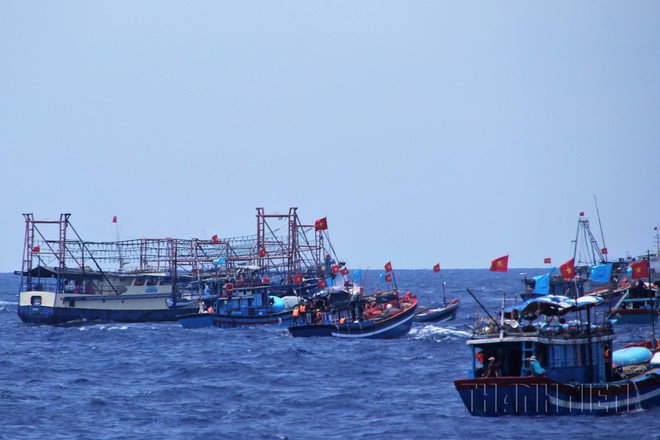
top-left (629, 260), bottom-right (649, 279)
top-left (489, 255), bottom-right (508, 272)
top-left (315, 217), bottom-right (328, 231)
top-left (560, 258), bottom-right (576, 280)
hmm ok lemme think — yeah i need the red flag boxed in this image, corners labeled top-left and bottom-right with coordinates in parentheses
top-left (317, 279), bottom-right (328, 288)
top-left (192, 268), bottom-right (201, 274)
top-left (384, 261), bottom-right (393, 273)
top-left (489, 255), bottom-right (508, 272)
top-left (544, 257), bottom-right (552, 264)
top-left (560, 258), bottom-right (576, 280)
top-left (212, 235), bottom-right (219, 244)
top-left (314, 217), bottom-right (328, 231)
top-left (433, 263), bottom-right (440, 273)
top-left (385, 273), bottom-right (392, 283)
top-left (32, 245), bottom-right (40, 253)
top-left (262, 276), bottom-right (270, 284)
top-left (331, 264), bottom-right (339, 274)
top-left (293, 274), bottom-right (303, 284)
top-left (579, 211), bottom-right (585, 217)
top-left (112, 216), bottom-right (117, 223)
top-left (258, 247), bottom-right (267, 257)
top-left (340, 267), bottom-right (349, 275)
top-left (630, 260), bottom-right (649, 279)
top-left (601, 248), bottom-right (608, 255)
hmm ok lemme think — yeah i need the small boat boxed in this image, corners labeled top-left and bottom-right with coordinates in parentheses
top-left (453, 293), bottom-right (660, 416)
top-left (178, 282), bottom-right (301, 329)
top-left (414, 298), bottom-right (459, 323)
top-left (415, 267), bottom-right (459, 323)
top-left (610, 281), bottom-right (659, 324)
top-left (288, 287), bottom-right (418, 339)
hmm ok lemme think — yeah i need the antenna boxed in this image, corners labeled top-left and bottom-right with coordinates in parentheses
top-left (594, 195), bottom-right (608, 263)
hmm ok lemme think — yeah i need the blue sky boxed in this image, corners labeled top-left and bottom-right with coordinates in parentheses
top-left (1, 1), bottom-right (659, 273)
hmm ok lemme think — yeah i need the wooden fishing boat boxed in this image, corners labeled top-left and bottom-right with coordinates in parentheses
top-left (610, 281), bottom-right (659, 324)
top-left (177, 282), bottom-right (301, 329)
top-left (414, 298), bottom-right (459, 323)
top-left (288, 287), bottom-right (417, 339)
top-left (415, 265), bottom-right (459, 323)
top-left (454, 294), bottom-right (660, 416)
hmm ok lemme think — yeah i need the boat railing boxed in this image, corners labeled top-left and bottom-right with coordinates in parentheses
top-left (20, 280), bottom-right (58, 293)
top-left (538, 320), bottom-right (614, 339)
top-left (471, 318), bottom-right (614, 340)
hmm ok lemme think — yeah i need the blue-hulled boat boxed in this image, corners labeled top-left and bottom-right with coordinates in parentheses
top-left (610, 281), bottom-right (659, 324)
top-left (414, 298), bottom-right (459, 323)
top-left (454, 294), bottom-right (660, 416)
top-left (288, 287), bottom-right (417, 339)
top-left (177, 283), bottom-right (301, 329)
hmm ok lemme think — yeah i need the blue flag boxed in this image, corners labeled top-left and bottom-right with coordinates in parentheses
top-left (212, 256), bottom-right (226, 266)
top-left (353, 269), bottom-right (362, 282)
top-left (532, 273), bottom-right (550, 295)
top-left (590, 263), bottom-right (612, 283)
top-left (548, 266), bottom-right (559, 275)
top-left (379, 273), bottom-right (386, 282)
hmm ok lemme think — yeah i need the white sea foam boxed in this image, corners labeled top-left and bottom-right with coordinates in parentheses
top-left (410, 325), bottom-right (471, 340)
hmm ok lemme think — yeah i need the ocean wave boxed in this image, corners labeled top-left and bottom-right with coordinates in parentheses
top-left (410, 324), bottom-right (471, 341)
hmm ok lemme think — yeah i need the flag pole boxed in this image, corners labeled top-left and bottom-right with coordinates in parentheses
top-left (440, 270), bottom-right (447, 304)
top-left (500, 271), bottom-right (508, 338)
top-left (114, 216), bottom-right (125, 271)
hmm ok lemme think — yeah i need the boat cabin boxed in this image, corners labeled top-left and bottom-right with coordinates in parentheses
top-left (470, 296), bottom-right (615, 384)
top-left (213, 286), bottom-right (274, 316)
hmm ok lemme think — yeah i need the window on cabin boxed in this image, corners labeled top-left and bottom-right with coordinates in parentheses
top-left (146, 278), bottom-right (158, 286)
top-left (30, 296), bottom-right (42, 306)
top-left (134, 278), bottom-right (145, 286)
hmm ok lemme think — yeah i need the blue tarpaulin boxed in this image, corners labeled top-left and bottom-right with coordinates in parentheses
top-left (590, 263), bottom-right (612, 283)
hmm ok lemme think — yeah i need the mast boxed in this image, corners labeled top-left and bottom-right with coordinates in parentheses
top-left (649, 250), bottom-right (657, 349)
top-left (594, 195), bottom-right (608, 263)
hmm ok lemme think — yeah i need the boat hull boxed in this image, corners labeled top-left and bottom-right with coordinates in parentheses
top-left (414, 300), bottom-right (459, 323)
top-left (454, 372), bottom-right (660, 416)
top-left (18, 290), bottom-right (197, 325)
top-left (211, 310), bottom-right (293, 328)
top-left (289, 304), bottom-right (416, 339)
top-left (177, 312), bottom-right (214, 328)
top-left (612, 308), bottom-right (659, 324)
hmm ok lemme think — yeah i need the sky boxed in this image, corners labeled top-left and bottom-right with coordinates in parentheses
top-left (1, 1), bottom-right (659, 273)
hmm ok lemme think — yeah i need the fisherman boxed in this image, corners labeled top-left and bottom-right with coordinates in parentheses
top-left (292, 306), bottom-right (300, 324)
top-left (527, 356), bottom-right (545, 376)
top-left (483, 356), bottom-right (501, 378)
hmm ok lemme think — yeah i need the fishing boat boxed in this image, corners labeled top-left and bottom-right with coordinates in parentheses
top-left (519, 215), bottom-right (628, 305)
top-left (453, 293), bottom-right (660, 416)
top-left (177, 281), bottom-right (301, 329)
top-left (288, 287), bottom-right (418, 339)
top-left (17, 265), bottom-right (202, 324)
top-left (610, 281), bottom-right (660, 324)
top-left (415, 265), bottom-right (460, 323)
top-left (16, 208), bottom-right (331, 325)
top-left (16, 214), bottom-right (210, 324)
top-left (414, 298), bottom-right (459, 323)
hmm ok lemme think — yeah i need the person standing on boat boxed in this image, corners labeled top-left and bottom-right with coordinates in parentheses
top-left (483, 356), bottom-right (501, 378)
top-left (527, 356), bottom-right (545, 376)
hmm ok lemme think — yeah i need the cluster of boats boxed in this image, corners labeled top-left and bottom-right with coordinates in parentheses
top-left (15, 211), bottom-right (459, 338)
top-left (14, 211), bottom-right (660, 416)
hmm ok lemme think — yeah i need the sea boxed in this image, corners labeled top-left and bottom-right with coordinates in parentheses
top-left (1, 269), bottom-right (658, 440)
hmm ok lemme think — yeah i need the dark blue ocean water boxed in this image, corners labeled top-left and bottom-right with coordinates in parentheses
top-left (1, 270), bottom-right (658, 440)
